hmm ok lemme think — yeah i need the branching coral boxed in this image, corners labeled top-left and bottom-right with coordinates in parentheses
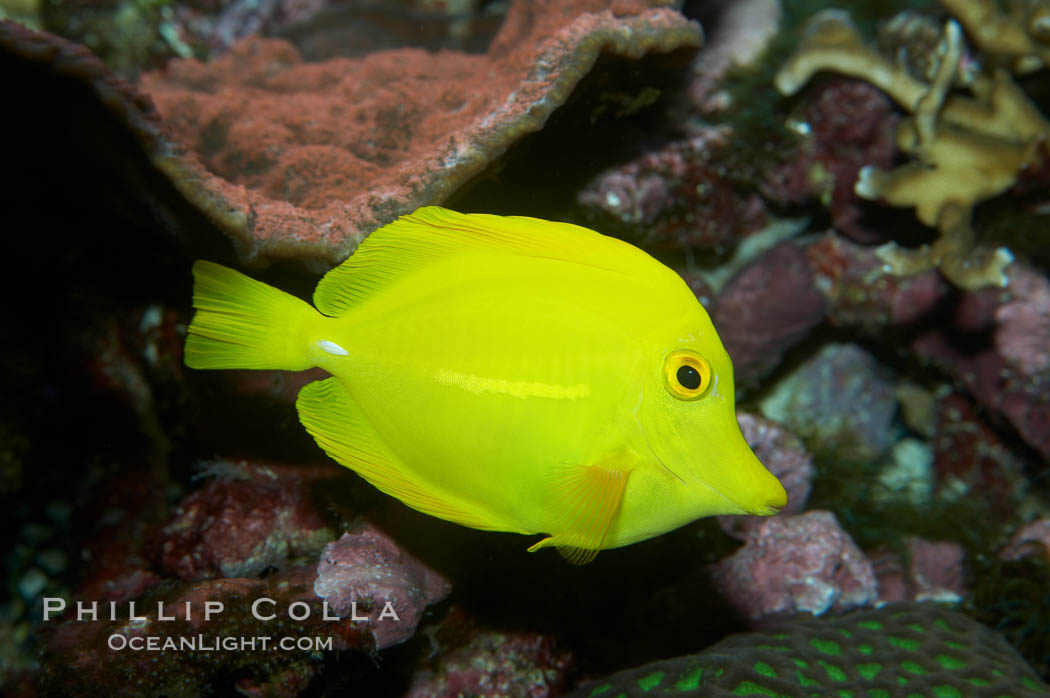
top-left (775, 8), bottom-right (1050, 291)
top-left (941, 0), bottom-right (1050, 74)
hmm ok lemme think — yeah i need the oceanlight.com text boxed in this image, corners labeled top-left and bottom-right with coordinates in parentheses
top-left (107, 634), bottom-right (334, 652)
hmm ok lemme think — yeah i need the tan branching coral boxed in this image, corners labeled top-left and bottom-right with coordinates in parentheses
top-left (940, 0), bottom-right (1050, 74)
top-left (775, 9), bottom-right (1050, 291)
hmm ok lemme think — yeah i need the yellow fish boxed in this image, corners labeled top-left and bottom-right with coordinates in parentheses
top-left (185, 207), bottom-right (786, 564)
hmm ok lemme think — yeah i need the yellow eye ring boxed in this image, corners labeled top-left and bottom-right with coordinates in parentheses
top-left (664, 350), bottom-right (712, 401)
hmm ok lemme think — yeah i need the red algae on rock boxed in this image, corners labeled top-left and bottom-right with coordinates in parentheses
top-left (1001, 517), bottom-right (1050, 562)
top-left (40, 520), bottom-right (450, 695)
top-left (872, 536), bottom-right (966, 605)
top-left (913, 262), bottom-right (1050, 462)
top-left (314, 524), bottom-right (450, 649)
top-left (806, 235), bottom-right (948, 331)
top-left (137, 0), bottom-right (702, 266)
top-left (930, 393), bottom-right (1029, 517)
top-left (711, 510), bottom-right (878, 624)
top-left (40, 564), bottom-right (367, 697)
top-left (577, 125), bottom-right (767, 251)
top-left (712, 241), bottom-right (826, 385)
top-left (404, 608), bottom-right (572, 698)
top-left (762, 77), bottom-right (899, 245)
top-left (158, 460), bottom-right (339, 581)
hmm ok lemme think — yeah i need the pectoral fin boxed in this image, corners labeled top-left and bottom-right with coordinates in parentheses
top-left (527, 463), bottom-right (630, 565)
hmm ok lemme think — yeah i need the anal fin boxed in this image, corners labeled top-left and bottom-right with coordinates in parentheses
top-left (296, 377), bottom-right (505, 531)
top-left (527, 463), bottom-right (630, 565)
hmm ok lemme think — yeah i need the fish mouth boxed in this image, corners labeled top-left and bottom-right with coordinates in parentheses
top-left (744, 481), bottom-right (788, 516)
top-left (748, 502), bottom-right (783, 517)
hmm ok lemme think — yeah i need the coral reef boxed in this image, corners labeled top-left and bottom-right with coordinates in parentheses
top-left (568, 603), bottom-right (1050, 697)
top-left (5, 0), bottom-right (1050, 695)
top-left (711, 510), bottom-right (878, 623)
top-left (775, 9), bottom-right (1050, 290)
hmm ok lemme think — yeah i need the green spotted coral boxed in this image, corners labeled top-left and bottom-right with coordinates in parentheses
top-left (570, 603), bottom-right (1048, 697)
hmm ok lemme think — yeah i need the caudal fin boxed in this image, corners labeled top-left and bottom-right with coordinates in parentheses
top-left (185, 260), bottom-right (319, 371)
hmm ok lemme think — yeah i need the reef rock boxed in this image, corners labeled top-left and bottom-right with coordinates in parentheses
top-left (711, 510), bottom-right (878, 623)
top-left (314, 523), bottom-right (450, 648)
top-left (871, 536), bottom-right (966, 604)
top-left (712, 241), bottom-right (826, 385)
top-left (158, 460), bottom-right (339, 581)
top-left (403, 607), bottom-right (572, 698)
top-left (760, 342), bottom-right (898, 463)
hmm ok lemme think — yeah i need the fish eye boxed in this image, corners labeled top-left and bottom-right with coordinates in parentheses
top-left (664, 350), bottom-right (712, 401)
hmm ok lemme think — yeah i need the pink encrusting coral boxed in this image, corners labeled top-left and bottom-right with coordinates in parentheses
top-left (137, 0), bottom-right (702, 266)
top-left (995, 263), bottom-right (1050, 377)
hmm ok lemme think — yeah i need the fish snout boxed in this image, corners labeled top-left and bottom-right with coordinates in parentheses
top-left (738, 451), bottom-right (788, 517)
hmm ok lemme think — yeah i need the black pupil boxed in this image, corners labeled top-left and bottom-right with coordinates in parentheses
top-left (677, 365), bottom-right (701, 390)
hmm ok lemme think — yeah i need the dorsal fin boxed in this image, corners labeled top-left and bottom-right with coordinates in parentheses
top-left (313, 206), bottom-right (654, 317)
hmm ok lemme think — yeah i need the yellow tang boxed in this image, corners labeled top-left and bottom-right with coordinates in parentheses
top-left (185, 207), bottom-right (786, 564)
